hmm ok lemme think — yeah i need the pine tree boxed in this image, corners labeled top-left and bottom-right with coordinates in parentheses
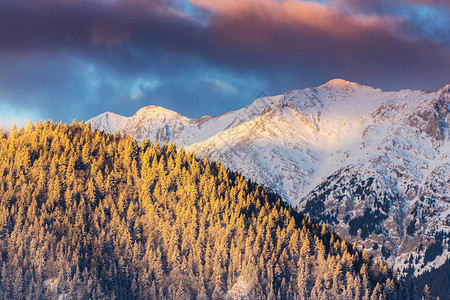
top-left (0, 121), bottom-right (404, 299)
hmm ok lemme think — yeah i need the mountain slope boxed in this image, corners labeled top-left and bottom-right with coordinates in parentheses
top-left (0, 122), bottom-right (402, 299)
top-left (89, 79), bottom-right (450, 276)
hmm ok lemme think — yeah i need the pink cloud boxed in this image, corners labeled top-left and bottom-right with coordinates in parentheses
top-left (190, 0), bottom-right (404, 42)
top-left (185, 0), bottom-right (450, 89)
top-left (188, 0), bottom-right (416, 60)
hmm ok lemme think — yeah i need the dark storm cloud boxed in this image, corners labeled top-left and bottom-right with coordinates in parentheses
top-left (0, 0), bottom-right (449, 127)
top-left (331, 0), bottom-right (450, 45)
top-left (189, 0), bottom-right (450, 80)
top-left (0, 0), bottom-right (196, 54)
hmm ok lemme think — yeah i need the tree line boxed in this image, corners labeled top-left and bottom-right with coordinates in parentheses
top-left (0, 121), bottom-right (431, 299)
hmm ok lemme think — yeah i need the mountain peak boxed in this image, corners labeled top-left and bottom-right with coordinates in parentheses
top-left (134, 105), bottom-right (187, 120)
top-left (321, 78), bottom-right (361, 88)
top-left (135, 105), bottom-right (179, 115)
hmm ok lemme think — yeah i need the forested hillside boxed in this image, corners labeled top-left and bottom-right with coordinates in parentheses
top-left (90, 81), bottom-right (450, 278)
top-left (0, 121), bottom-right (424, 299)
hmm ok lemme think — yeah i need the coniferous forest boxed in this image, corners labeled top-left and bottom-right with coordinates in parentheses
top-left (0, 121), bottom-right (431, 299)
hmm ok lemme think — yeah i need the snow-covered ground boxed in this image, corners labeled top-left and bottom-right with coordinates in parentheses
top-left (89, 79), bottom-right (450, 276)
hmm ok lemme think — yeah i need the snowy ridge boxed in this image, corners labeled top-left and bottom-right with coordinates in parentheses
top-left (89, 79), bottom-right (450, 276)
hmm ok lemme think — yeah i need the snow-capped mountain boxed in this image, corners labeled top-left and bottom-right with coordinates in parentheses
top-left (89, 79), bottom-right (450, 276)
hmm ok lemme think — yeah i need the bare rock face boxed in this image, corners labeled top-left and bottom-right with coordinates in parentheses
top-left (89, 80), bottom-right (450, 277)
top-left (406, 98), bottom-right (449, 142)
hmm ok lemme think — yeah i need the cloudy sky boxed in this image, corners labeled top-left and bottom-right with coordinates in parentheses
top-left (0, 0), bottom-right (449, 128)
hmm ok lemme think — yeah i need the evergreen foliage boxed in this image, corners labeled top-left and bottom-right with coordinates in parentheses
top-left (404, 258), bottom-right (450, 300)
top-left (0, 121), bottom-right (425, 299)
